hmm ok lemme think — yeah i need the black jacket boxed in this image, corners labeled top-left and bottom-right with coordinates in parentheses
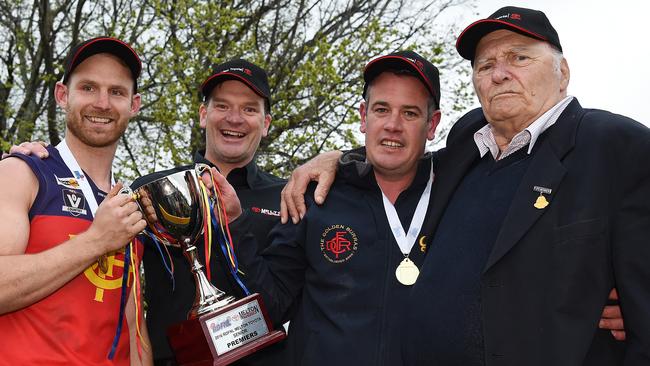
top-left (233, 150), bottom-right (434, 366)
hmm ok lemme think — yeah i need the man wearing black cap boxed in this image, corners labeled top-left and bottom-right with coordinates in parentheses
top-left (400, 6), bottom-right (650, 365)
top-left (0, 37), bottom-right (150, 365)
top-left (205, 50), bottom-right (441, 366)
top-left (134, 59), bottom-right (287, 365)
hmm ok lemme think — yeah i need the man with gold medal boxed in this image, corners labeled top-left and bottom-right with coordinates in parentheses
top-left (202, 50), bottom-right (440, 365)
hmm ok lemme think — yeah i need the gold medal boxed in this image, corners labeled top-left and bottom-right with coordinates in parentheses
top-left (395, 257), bottom-right (419, 285)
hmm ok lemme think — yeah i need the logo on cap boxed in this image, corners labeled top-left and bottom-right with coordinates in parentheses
top-left (403, 57), bottom-right (424, 71)
top-left (495, 13), bottom-right (521, 20)
top-left (456, 6), bottom-right (562, 60)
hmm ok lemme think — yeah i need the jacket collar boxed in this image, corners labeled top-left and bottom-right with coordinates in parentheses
top-left (338, 146), bottom-right (434, 194)
top-left (421, 99), bottom-right (585, 271)
top-left (193, 150), bottom-right (262, 189)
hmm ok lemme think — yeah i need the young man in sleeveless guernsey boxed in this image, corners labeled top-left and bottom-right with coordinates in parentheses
top-left (0, 37), bottom-right (151, 365)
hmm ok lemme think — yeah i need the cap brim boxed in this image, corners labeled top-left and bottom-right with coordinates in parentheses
top-left (201, 72), bottom-right (269, 100)
top-left (69, 38), bottom-right (141, 80)
top-left (456, 19), bottom-right (550, 60)
top-left (363, 56), bottom-right (435, 100)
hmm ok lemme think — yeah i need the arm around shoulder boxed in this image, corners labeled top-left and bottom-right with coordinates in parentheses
top-left (446, 107), bottom-right (486, 145)
top-left (281, 150), bottom-right (342, 224)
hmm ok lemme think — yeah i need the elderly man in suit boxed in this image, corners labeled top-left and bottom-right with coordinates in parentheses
top-left (401, 6), bottom-right (650, 365)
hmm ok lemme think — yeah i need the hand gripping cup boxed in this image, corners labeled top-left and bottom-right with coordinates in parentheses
top-left (125, 164), bottom-right (285, 365)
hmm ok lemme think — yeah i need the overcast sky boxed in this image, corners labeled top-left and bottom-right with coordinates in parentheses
top-left (442, 0), bottom-right (649, 126)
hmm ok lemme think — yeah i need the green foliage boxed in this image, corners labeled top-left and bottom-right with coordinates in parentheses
top-left (0, 0), bottom-right (475, 180)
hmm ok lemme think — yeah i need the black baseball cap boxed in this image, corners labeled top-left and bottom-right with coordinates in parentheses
top-left (200, 59), bottom-right (271, 109)
top-left (363, 50), bottom-right (440, 109)
top-left (62, 36), bottom-right (142, 92)
top-left (456, 6), bottom-right (562, 61)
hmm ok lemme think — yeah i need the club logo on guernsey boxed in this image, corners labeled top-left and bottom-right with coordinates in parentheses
top-left (68, 233), bottom-right (134, 303)
top-left (62, 189), bottom-right (87, 216)
top-left (83, 247), bottom-right (133, 302)
top-left (320, 224), bottom-right (359, 263)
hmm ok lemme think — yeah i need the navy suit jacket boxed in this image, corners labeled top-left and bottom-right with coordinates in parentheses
top-left (403, 99), bottom-right (650, 365)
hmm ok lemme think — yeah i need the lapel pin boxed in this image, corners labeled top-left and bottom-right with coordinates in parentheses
top-left (533, 186), bottom-right (552, 209)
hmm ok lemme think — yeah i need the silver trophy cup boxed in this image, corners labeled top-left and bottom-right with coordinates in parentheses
top-left (126, 164), bottom-right (235, 318)
top-left (126, 164), bottom-right (286, 365)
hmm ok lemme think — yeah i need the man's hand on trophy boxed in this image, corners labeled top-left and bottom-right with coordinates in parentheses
top-left (85, 183), bottom-right (147, 252)
top-left (2, 141), bottom-right (49, 159)
top-left (200, 167), bottom-right (242, 223)
top-left (136, 189), bottom-right (158, 224)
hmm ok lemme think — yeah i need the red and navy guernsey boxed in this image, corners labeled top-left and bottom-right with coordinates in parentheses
top-left (0, 146), bottom-right (136, 366)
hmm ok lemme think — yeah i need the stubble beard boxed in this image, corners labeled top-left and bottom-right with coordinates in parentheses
top-left (65, 107), bottom-right (127, 148)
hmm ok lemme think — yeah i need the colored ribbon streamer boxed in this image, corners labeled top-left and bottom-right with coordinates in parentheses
top-left (129, 241), bottom-right (148, 359)
top-left (198, 168), bottom-right (249, 295)
top-left (199, 180), bottom-right (213, 281)
top-left (107, 243), bottom-right (131, 360)
top-left (208, 182), bottom-right (250, 296)
top-left (143, 229), bottom-right (175, 290)
top-left (107, 239), bottom-right (150, 361)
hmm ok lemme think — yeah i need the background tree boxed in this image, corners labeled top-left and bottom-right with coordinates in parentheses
top-left (0, 0), bottom-right (475, 180)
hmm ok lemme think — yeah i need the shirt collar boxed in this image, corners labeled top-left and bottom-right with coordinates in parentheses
top-left (473, 96), bottom-right (574, 159)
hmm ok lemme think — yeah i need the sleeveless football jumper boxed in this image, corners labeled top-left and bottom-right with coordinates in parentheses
top-left (0, 146), bottom-right (138, 365)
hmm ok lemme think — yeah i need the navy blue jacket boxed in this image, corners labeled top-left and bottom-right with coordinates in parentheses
top-left (404, 99), bottom-right (650, 365)
top-left (233, 150), bottom-right (433, 366)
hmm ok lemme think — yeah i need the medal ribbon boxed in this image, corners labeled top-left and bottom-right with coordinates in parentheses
top-left (380, 162), bottom-right (433, 256)
top-left (56, 139), bottom-right (114, 216)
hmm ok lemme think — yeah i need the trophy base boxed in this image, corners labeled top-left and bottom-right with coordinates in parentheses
top-left (168, 293), bottom-right (287, 366)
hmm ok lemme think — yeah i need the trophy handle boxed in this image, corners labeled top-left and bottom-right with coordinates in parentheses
top-left (118, 185), bottom-right (133, 196)
top-left (194, 162), bottom-right (215, 211)
top-left (118, 185), bottom-right (141, 205)
top-left (195, 163), bottom-right (211, 177)
top-left (117, 185), bottom-right (147, 234)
